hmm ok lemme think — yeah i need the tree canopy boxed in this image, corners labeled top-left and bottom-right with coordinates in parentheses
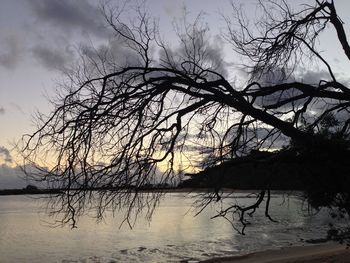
top-left (21, 0), bottom-right (350, 236)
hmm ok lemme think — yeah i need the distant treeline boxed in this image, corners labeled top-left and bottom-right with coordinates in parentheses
top-left (0, 183), bottom-right (176, 196)
top-left (178, 147), bottom-right (350, 195)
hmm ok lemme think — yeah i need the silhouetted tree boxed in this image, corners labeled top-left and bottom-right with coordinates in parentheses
top-left (21, 0), bottom-right (350, 236)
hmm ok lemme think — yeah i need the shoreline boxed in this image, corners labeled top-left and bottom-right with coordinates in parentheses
top-left (200, 243), bottom-right (350, 263)
top-left (0, 187), bottom-right (299, 196)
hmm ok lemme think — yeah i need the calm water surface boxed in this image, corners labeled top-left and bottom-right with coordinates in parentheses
top-left (0, 193), bottom-right (332, 262)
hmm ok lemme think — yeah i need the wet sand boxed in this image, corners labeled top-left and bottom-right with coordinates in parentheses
top-left (201, 243), bottom-right (350, 263)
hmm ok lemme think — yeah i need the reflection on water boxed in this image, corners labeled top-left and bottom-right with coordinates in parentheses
top-left (0, 193), bottom-right (331, 262)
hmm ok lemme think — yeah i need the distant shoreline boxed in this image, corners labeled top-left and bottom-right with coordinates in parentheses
top-left (0, 187), bottom-right (299, 196)
top-left (0, 188), bottom-right (63, 196)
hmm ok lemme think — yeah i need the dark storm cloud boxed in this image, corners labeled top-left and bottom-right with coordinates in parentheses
top-left (0, 146), bottom-right (12, 163)
top-left (32, 45), bottom-right (74, 71)
top-left (255, 68), bottom-right (350, 132)
top-left (0, 164), bottom-right (26, 189)
top-left (0, 36), bottom-right (22, 69)
top-left (254, 68), bottom-right (334, 110)
top-left (27, 1), bottom-right (119, 71)
top-left (298, 69), bottom-right (332, 84)
top-left (0, 107), bottom-right (5, 115)
top-left (0, 162), bottom-right (48, 189)
top-left (28, 0), bottom-right (106, 38)
top-left (255, 68), bottom-right (332, 86)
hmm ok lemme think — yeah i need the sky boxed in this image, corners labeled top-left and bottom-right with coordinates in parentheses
top-left (1, 0), bottom-right (350, 188)
top-left (0, 0), bottom-right (233, 188)
top-left (0, 0), bottom-right (227, 152)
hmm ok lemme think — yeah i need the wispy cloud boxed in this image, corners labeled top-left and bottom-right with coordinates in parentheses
top-left (0, 35), bottom-right (22, 69)
top-left (0, 146), bottom-right (12, 163)
top-left (0, 107), bottom-right (5, 115)
top-left (163, 1), bottom-right (185, 17)
top-left (32, 45), bottom-right (74, 71)
top-left (10, 103), bottom-right (25, 115)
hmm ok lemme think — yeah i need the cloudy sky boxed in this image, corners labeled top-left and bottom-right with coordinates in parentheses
top-left (0, 0), bottom-right (226, 151)
top-left (0, 0), bottom-right (233, 188)
top-left (1, 0), bottom-right (350, 188)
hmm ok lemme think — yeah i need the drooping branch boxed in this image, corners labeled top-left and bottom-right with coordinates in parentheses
top-left (20, 0), bottom-right (350, 233)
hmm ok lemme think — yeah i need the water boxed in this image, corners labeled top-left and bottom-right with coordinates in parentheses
top-left (0, 192), bottom-right (333, 262)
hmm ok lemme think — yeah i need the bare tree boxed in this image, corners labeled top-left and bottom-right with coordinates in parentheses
top-left (20, 0), bottom-right (350, 236)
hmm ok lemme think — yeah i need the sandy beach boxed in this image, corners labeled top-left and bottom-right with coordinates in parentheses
top-left (201, 243), bottom-right (350, 263)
